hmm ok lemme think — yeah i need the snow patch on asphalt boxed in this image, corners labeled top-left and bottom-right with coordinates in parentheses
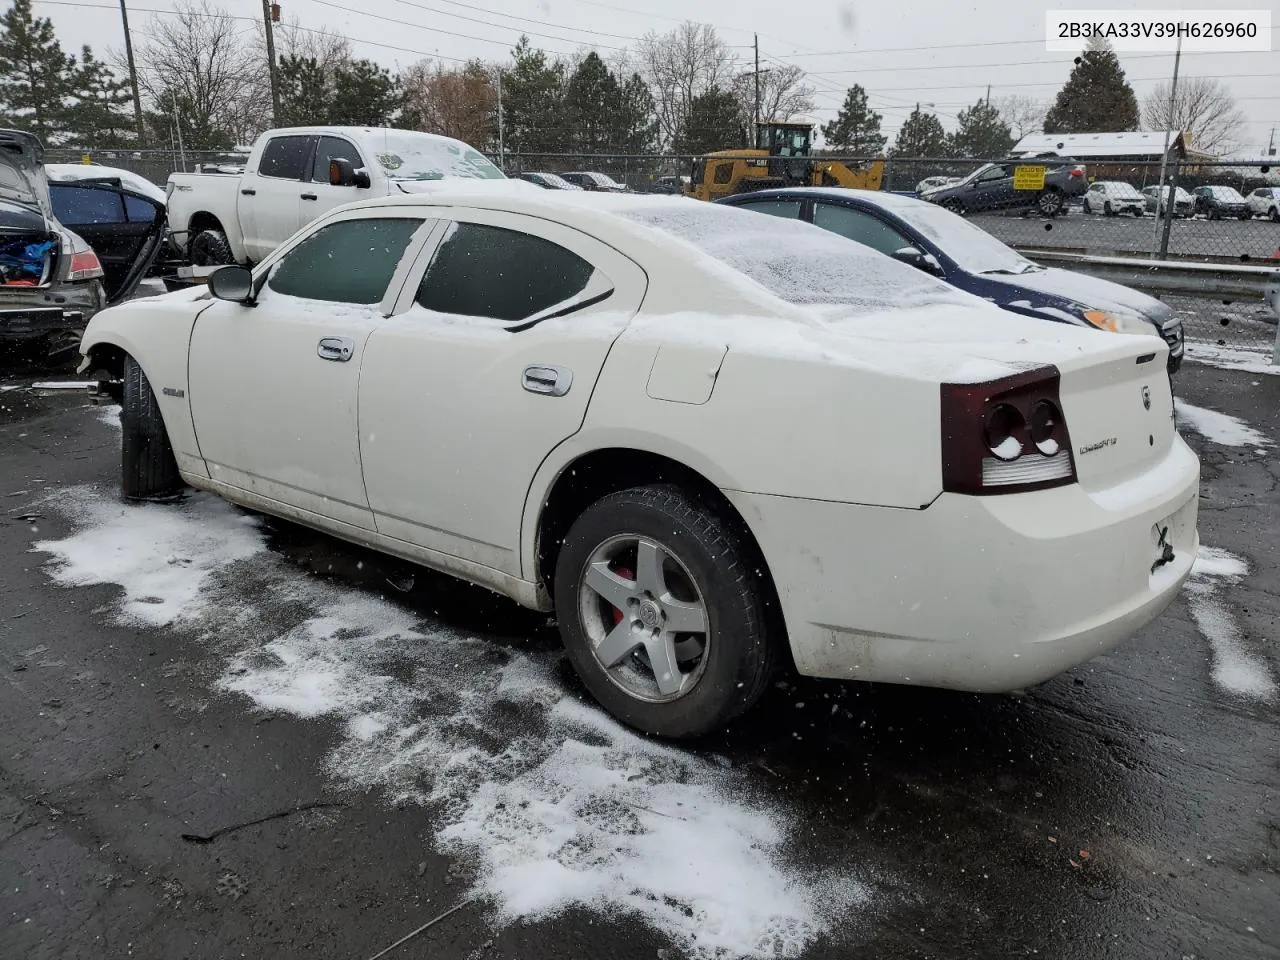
top-left (95, 404), bottom-right (121, 429)
top-left (1185, 546), bottom-right (1276, 701)
top-left (33, 487), bottom-right (864, 958)
top-left (1174, 399), bottom-right (1271, 449)
top-left (1184, 342), bottom-right (1279, 376)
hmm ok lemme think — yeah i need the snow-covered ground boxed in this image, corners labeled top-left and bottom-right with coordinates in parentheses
top-left (1174, 399), bottom-right (1272, 450)
top-left (1184, 546), bottom-right (1276, 701)
top-left (32, 487), bottom-right (867, 959)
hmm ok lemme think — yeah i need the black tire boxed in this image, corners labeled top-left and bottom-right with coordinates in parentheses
top-left (1037, 188), bottom-right (1064, 217)
top-left (1208, 208), bottom-right (1220, 221)
top-left (189, 228), bottom-right (234, 267)
top-left (1238, 213), bottom-right (1251, 221)
top-left (121, 354), bottom-right (183, 500)
top-left (1103, 201), bottom-right (1114, 216)
top-left (1270, 207), bottom-right (1279, 222)
top-left (553, 484), bottom-right (776, 738)
top-left (941, 198), bottom-right (966, 217)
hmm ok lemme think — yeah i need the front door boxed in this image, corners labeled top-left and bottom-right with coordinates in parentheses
top-left (188, 212), bottom-right (430, 529)
top-left (358, 209), bottom-right (648, 575)
top-left (302, 134), bottom-right (374, 229)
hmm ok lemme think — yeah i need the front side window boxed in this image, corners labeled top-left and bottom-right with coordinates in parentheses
top-left (258, 136), bottom-right (312, 180)
top-left (813, 203), bottom-right (913, 257)
top-left (312, 136), bottom-right (364, 183)
top-left (416, 222), bottom-right (595, 322)
top-left (267, 217), bottom-right (423, 304)
top-left (734, 199), bottom-right (802, 220)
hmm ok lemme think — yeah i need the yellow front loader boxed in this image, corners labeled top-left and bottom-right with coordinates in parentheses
top-left (684, 122), bottom-right (884, 202)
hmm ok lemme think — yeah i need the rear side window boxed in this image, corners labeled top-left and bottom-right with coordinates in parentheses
top-left (312, 136), bottom-right (363, 183)
top-left (267, 217), bottom-right (423, 304)
top-left (416, 222), bottom-right (594, 322)
top-left (734, 199), bottom-right (802, 219)
top-left (49, 184), bottom-right (126, 224)
top-left (258, 136), bottom-right (312, 180)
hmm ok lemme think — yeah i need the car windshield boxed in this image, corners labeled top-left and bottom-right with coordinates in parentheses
top-left (956, 163), bottom-right (997, 185)
top-left (1207, 186), bottom-right (1244, 201)
top-left (896, 201), bottom-right (1042, 275)
top-left (621, 201), bottom-right (973, 314)
top-left (371, 132), bottom-right (504, 181)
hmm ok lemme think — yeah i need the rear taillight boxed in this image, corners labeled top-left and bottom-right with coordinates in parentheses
top-left (941, 367), bottom-right (1076, 495)
top-left (1070, 165), bottom-right (1085, 178)
top-left (68, 250), bottom-right (104, 281)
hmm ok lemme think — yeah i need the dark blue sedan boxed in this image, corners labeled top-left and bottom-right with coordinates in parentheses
top-left (717, 187), bottom-right (1183, 372)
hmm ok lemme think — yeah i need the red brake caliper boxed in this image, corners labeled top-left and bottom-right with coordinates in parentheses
top-left (610, 566), bottom-right (635, 625)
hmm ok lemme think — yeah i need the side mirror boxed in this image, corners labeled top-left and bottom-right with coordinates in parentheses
top-left (892, 246), bottom-right (942, 275)
top-left (329, 158), bottom-right (371, 189)
top-left (208, 265), bottom-right (255, 304)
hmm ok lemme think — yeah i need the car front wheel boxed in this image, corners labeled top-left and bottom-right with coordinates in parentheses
top-left (121, 354), bottom-right (183, 500)
top-left (941, 198), bottom-right (966, 216)
top-left (553, 484), bottom-right (776, 738)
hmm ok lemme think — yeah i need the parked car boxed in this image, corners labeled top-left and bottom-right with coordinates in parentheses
top-left (560, 171), bottom-right (628, 192)
top-left (649, 175), bottom-right (689, 195)
top-left (166, 126), bottom-right (512, 267)
top-left (718, 187), bottom-right (1183, 372)
top-left (78, 192), bottom-right (1197, 737)
top-left (1, 130), bottom-right (165, 361)
top-left (517, 172), bottom-right (583, 190)
top-left (1082, 181), bottom-right (1146, 216)
top-left (1245, 186), bottom-right (1279, 221)
top-left (47, 163), bottom-right (174, 279)
top-left (1192, 185), bottom-right (1251, 220)
top-left (921, 158), bottom-right (1087, 217)
top-left (1141, 185), bottom-right (1195, 218)
top-left (915, 175), bottom-right (961, 195)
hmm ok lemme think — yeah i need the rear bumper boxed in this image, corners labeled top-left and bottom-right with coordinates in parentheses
top-left (728, 438), bottom-right (1200, 691)
top-left (0, 281), bottom-right (103, 340)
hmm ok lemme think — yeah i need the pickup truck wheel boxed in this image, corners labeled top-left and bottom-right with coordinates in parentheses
top-left (189, 229), bottom-right (234, 267)
top-left (554, 484), bottom-right (776, 738)
top-left (1038, 189), bottom-right (1065, 217)
top-left (121, 355), bottom-right (183, 501)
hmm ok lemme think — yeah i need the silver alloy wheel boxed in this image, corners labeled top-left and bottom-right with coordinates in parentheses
top-left (577, 534), bottom-right (710, 703)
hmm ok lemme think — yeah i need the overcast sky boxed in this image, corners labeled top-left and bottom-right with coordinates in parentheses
top-left (31, 0), bottom-right (1280, 155)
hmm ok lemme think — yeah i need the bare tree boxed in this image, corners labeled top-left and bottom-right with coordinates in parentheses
top-left (1143, 76), bottom-right (1246, 156)
top-left (636, 22), bottom-right (736, 147)
top-left (733, 62), bottom-right (815, 126)
top-left (271, 16), bottom-right (350, 72)
top-left (993, 95), bottom-right (1047, 141)
top-left (128, 0), bottom-right (268, 147)
top-left (401, 59), bottom-right (497, 148)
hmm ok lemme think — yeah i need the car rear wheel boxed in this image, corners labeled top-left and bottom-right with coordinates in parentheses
top-left (121, 355), bottom-right (183, 501)
top-left (189, 229), bottom-right (234, 267)
top-left (553, 484), bottom-right (776, 738)
top-left (1038, 189), bottom-right (1065, 217)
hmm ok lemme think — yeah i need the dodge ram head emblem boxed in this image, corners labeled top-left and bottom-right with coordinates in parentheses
top-left (1142, 385), bottom-right (1151, 410)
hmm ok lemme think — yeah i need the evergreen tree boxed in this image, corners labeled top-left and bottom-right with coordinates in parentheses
top-left (821, 84), bottom-right (885, 155)
top-left (0, 0), bottom-right (77, 143)
top-left (502, 37), bottom-right (566, 155)
top-left (1043, 41), bottom-right (1139, 132)
top-left (67, 46), bottom-right (134, 146)
top-left (946, 98), bottom-right (1014, 158)
top-left (673, 87), bottom-right (743, 154)
top-left (564, 52), bottom-right (618, 154)
top-left (612, 73), bottom-right (657, 154)
top-left (891, 107), bottom-right (947, 157)
top-left (277, 55), bottom-right (329, 127)
top-left (331, 59), bottom-right (399, 126)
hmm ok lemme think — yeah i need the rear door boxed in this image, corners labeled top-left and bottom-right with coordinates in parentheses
top-left (47, 181), bottom-right (165, 302)
top-left (238, 134), bottom-right (314, 261)
top-left (303, 134), bottom-right (373, 228)
top-left (358, 209), bottom-right (647, 575)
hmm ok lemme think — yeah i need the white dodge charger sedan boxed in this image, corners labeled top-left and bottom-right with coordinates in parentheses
top-left (78, 192), bottom-right (1200, 737)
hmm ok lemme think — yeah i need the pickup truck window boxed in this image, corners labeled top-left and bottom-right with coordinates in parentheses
top-left (416, 222), bottom-right (594, 321)
top-left (267, 217), bottom-right (423, 304)
top-left (258, 135), bottom-right (312, 180)
top-left (312, 136), bottom-right (364, 183)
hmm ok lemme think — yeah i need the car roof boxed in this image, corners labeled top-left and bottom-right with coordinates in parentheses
top-left (719, 186), bottom-right (933, 215)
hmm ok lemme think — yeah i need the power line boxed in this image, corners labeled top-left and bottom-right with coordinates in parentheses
top-left (415, 0), bottom-right (640, 41)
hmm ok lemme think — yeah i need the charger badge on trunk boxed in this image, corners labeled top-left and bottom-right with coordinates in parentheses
top-left (1142, 385), bottom-right (1151, 410)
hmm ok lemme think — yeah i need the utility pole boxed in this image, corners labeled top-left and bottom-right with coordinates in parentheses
top-left (118, 0), bottom-right (145, 145)
top-left (985, 84), bottom-right (990, 106)
top-left (753, 34), bottom-right (760, 127)
top-left (1268, 125), bottom-right (1276, 156)
top-left (496, 69), bottom-right (504, 170)
top-left (1150, 33), bottom-right (1181, 259)
top-left (261, 0), bottom-right (281, 125)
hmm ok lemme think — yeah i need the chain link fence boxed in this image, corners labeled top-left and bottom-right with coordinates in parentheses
top-left (48, 147), bottom-right (1279, 357)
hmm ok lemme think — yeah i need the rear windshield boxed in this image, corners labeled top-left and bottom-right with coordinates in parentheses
top-left (620, 201), bottom-right (973, 314)
top-left (1206, 186), bottom-right (1244, 201)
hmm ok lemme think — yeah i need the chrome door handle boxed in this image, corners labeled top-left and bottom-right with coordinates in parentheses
top-left (317, 336), bottom-right (355, 362)
top-left (522, 364), bottom-right (572, 396)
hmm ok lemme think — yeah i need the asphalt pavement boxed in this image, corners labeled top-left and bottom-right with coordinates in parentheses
top-left (1, 359), bottom-right (1277, 960)
top-left (974, 209), bottom-right (1280, 260)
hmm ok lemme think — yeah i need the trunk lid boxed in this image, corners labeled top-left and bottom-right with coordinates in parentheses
top-left (0, 129), bottom-right (52, 220)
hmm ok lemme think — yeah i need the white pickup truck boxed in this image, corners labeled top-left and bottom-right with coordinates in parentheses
top-left (166, 125), bottom-right (509, 266)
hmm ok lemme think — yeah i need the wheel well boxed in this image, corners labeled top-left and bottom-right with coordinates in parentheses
top-left (535, 448), bottom-right (787, 646)
top-left (188, 212), bottom-right (224, 237)
top-left (83, 342), bottom-right (128, 379)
